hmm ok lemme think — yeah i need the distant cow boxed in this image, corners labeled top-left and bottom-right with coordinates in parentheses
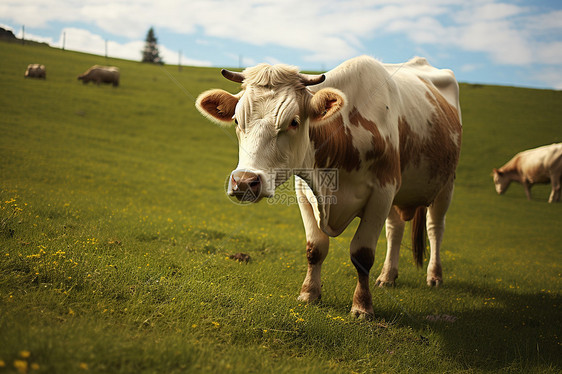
top-left (78, 65), bottom-right (119, 86)
top-left (25, 64), bottom-right (46, 79)
top-left (493, 143), bottom-right (562, 203)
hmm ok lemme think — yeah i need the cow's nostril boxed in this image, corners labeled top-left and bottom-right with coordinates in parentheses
top-left (249, 178), bottom-right (260, 188)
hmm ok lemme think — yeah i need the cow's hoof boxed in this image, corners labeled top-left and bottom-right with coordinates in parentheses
top-left (427, 277), bottom-right (442, 287)
top-left (350, 308), bottom-right (374, 320)
top-left (297, 292), bottom-right (321, 303)
top-left (375, 269), bottom-right (398, 287)
top-left (375, 278), bottom-right (396, 288)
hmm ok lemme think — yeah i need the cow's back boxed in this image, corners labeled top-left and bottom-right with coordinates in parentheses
top-left (519, 143), bottom-right (562, 182)
top-left (384, 57), bottom-right (460, 112)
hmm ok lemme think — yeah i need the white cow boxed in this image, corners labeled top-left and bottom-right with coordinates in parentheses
top-left (78, 65), bottom-right (120, 86)
top-left (196, 56), bottom-right (462, 318)
top-left (493, 143), bottom-right (562, 203)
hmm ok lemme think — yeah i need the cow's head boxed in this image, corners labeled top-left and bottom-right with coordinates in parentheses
top-left (196, 64), bottom-right (345, 202)
top-left (492, 168), bottom-right (510, 195)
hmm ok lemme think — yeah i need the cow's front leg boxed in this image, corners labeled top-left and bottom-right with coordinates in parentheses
top-left (296, 184), bottom-right (329, 303)
top-left (548, 172), bottom-right (561, 203)
top-left (350, 195), bottom-right (393, 318)
top-left (376, 206), bottom-right (405, 287)
top-left (298, 238), bottom-right (329, 302)
top-left (523, 180), bottom-right (532, 200)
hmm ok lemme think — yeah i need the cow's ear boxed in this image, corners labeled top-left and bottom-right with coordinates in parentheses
top-left (196, 89), bottom-right (239, 125)
top-left (309, 88), bottom-right (346, 124)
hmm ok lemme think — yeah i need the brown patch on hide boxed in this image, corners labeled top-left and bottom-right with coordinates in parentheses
top-left (421, 78), bottom-right (462, 178)
top-left (349, 107), bottom-right (400, 187)
top-left (309, 115), bottom-right (361, 172)
top-left (397, 79), bottom-right (462, 179)
top-left (398, 116), bottom-right (424, 171)
top-left (351, 246), bottom-right (374, 276)
top-left (306, 241), bottom-right (322, 265)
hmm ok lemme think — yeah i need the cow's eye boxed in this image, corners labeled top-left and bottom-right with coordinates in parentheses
top-left (289, 119), bottom-right (299, 129)
top-left (234, 118), bottom-right (238, 125)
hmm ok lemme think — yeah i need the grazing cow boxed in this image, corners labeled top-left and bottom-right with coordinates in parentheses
top-left (196, 56), bottom-right (462, 318)
top-left (25, 64), bottom-right (46, 79)
top-left (492, 143), bottom-right (562, 203)
top-left (78, 65), bottom-right (120, 86)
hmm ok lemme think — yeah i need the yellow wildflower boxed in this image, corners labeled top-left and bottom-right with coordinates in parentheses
top-left (14, 360), bottom-right (28, 374)
top-left (19, 351), bottom-right (31, 359)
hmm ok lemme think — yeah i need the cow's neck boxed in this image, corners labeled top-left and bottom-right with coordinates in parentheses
top-left (500, 169), bottom-right (524, 184)
top-left (296, 141), bottom-right (322, 191)
top-left (499, 156), bottom-right (524, 183)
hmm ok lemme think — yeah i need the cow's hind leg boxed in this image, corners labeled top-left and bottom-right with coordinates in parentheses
top-left (426, 179), bottom-right (455, 287)
top-left (296, 185), bottom-right (329, 303)
top-left (375, 206), bottom-right (405, 287)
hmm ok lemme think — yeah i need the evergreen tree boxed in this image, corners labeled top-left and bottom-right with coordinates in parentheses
top-left (141, 27), bottom-right (163, 64)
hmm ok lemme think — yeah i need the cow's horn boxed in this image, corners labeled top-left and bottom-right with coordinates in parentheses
top-left (221, 69), bottom-right (245, 83)
top-left (300, 73), bottom-right (326, 86)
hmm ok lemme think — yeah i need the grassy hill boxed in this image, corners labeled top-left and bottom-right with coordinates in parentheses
top-left (1, 40), bottom-right (561, 373)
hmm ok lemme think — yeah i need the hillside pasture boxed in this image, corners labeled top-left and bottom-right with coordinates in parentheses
top-left (0, 41), bottom-right (561, 373)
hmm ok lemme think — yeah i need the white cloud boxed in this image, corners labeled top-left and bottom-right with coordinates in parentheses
top-left (454, 2), bottom-right (526, 23)
top-left (1, 22), bottom-right (53, 44)
top-left (1, 0), bottom-right (561, 75)
top-left (56, 27), bottom-right (211, 66)
top-left (378, 2), bottom-right (560, 67)
top-left (533, 68), bottom-right (562, 90)
top-left (525, 10), bottom-right (562, 31)
top-left (159, 44), bottom-right (212, 67)
top-left (458, 20), bottom-right (534, 65)
top-left (0, 23), bottom-right (15, 33)
top-left (20, 31), bottom-right (54, 45)
top-left (0, 0), bottom-right (448, 64)
top-left (460, 63), bottom-right (482, 72)
top-left (224, 53), bottom-right (256, 68)
top-left (58, 27), bottom-right (106, 56)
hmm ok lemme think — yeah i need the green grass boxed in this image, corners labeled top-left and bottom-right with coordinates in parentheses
top-left (1, 40), bottom-right (561, 373)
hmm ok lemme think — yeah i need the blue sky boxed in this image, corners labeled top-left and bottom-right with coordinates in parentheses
top-left (1, 0), bottom-right (561, 89)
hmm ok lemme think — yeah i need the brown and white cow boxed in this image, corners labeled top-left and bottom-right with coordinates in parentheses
top-left (493, 143), bottom-right (562, 203)
top-left (196, 56), bottom-right (462, 318)
top-left (78, 65), bottom-right (120, 86)
top-left (25, 64), bottom-right (46, 79)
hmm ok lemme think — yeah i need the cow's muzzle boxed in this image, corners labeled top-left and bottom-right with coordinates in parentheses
top-left (228, 169), bottom-right (267, 203)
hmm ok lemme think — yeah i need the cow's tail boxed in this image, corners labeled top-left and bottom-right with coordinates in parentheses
top-left (411, 206), bottom-right (427, 268)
